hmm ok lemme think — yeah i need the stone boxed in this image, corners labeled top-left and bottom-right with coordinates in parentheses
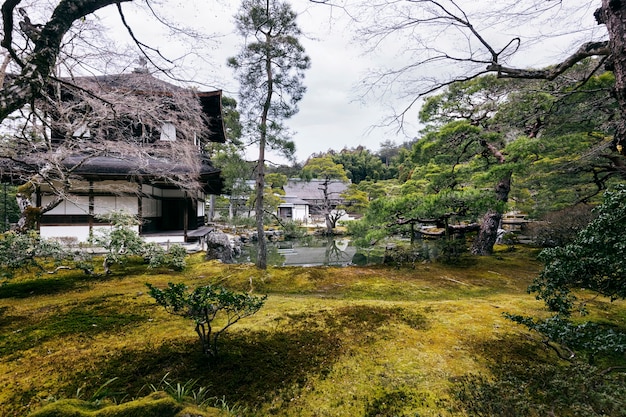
top-left (204, 231), bottom-right (234, 263)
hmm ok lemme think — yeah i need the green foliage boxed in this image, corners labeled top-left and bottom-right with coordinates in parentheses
top-left (419, 74), bottom-right (510, 126)
top-left (529, 185), bottom-right (626, 315)
top-left (505, 132), bottom-right (612, 217)
top-left (339, 184), bottom-right (369, 214)
top-left (505, 186), bottom-right (626, 374)
top-left (166, 245), bottom-right (187, 271)
top-left (329, 147), bottom-right (392, 183)
top-left (301, 156), bottom-right (349, 182)
top-left (382, 244), bottom-right (426, 268)
top-left (352, 188), bottom-right (495, 249)
top-left (453, 362), bottom-right (626, 417)
top-left (435, 237), bottom-right (468, 264)
top-left (228, 0), bottom-right (310, 157)
top-left (506, 314), bottom-right (626, 364)
top-left (0, 183), bottom-right (20, 232)
top-left (0, 231), bottom-right (86, 280)
top-left (93, 212), bottom-right (144, 274)
top-left (280, 220), bottom-right (307, 239)
top-left (245, 172), bottom-right (287, 223)
top-left (146, 282), bottom-right (267, 357)
top-left (93, 212), bottom-right (188, 274)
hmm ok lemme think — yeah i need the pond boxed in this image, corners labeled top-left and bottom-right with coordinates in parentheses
top-left (234, 236), bottom-right (358, 267)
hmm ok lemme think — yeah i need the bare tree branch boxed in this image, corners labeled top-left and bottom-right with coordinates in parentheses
top-left (487, 41), bottom-right (611, 80)
top-left (0, 0), bottom-right (133, 122)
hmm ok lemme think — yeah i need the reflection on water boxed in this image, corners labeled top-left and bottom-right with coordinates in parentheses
top-left (234, 236), bottom-right (357, 266)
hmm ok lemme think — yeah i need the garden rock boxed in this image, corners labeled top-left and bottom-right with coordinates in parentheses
top-left (204, 231), bottom-right (234, 263)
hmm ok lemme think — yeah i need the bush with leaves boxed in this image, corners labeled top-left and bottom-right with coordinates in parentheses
top-left (529, 185), bottom-right (626, 315)
top-left (93, 212), bottom-right (188, 274)
top-left (0, 231), bottom-right (92, 280)
top-left (505, 186), bottom-right (626, 383)
top-left (506, 314), bottom-right (626, 364)
top-left (146, 282), bottom-right (267, 357)
top-left (280, 220), bottom-right (307, 239)
top-left (93, 212), bottom-right (146, 274)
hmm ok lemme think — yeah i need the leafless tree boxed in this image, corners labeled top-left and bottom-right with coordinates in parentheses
top-left (350, 1), bottom-right (618, 147)
top-left (0, 1), bottom-right (224, 230)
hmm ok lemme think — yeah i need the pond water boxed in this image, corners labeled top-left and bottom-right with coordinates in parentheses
top-left (234, 236), bottom-right (358, 267)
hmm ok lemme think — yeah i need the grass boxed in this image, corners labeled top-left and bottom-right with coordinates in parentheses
top-left (0, 246), bottom-right (624, 416)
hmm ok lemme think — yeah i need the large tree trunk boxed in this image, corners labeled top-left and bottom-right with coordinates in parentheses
top-left (470, 209), bottom-right (502, 255)
top-left (15, 184), bottom-right (63, 232)
top-left (599, 0), bottom-right (626, 155)
top-left (471, 172), bottom-right (511, 255)
top-left (255, 143), bottom-right (267, 269)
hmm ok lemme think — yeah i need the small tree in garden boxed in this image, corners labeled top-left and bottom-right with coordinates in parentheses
top-left (146, 282), bottom-right (267, 358)
top-left (301, 156), bottom-right (349, 234)
top-left (94, 212), bottom-right (187, 274)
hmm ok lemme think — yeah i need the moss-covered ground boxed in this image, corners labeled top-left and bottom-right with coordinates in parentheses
top-left (1, 246), bottom-right (624, 416)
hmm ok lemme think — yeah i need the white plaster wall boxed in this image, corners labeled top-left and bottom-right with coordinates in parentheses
top-left (40, 225), bottom-right (91, 242)
top-left (40, 224), bottom-right (143, 243)
top-left (64, 196), bottom-right (90, 215)
top-left (293, 205), bottom-right (309, 222)
top-left (93, 196), bottom-right (138, 215)
top-left (143, 235), bottom-right (185, 243)
top-left (42, 196), bottom-right (89, 215)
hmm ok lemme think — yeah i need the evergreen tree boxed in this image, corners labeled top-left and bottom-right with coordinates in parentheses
top-left (228, 0), bottom-right (310, 269)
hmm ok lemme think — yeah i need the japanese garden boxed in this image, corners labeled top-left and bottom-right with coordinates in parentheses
top-left (1, 1), bottom-right (625, 416)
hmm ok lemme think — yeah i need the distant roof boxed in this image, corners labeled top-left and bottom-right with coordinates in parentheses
top-left (280, 196), bottom-right (309, 206)
top-left (72, 72), bottom-right (185, 93)
top-left (283, 179), bottom-right (349, 200)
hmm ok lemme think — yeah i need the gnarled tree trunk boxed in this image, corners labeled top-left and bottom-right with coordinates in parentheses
top-left (599, 0), bottom-right (626, 155)
top-left (471, 172), bottom-right (511, 255)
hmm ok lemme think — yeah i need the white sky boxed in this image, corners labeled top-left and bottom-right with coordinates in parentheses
top-left (94, 0), bottom-right (421, 165)
top-left (92, 0), bottom-right (603, 165)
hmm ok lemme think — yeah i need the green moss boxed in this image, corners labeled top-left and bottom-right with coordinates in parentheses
top-left (1, 248), bottom-right (624, 416)
top-left (28, 392), bottom-right (221, 417)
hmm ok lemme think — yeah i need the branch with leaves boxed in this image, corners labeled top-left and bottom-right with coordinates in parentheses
top-left (146, 282), bottom-right (267, 358)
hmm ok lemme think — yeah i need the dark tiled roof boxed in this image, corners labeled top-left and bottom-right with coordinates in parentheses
top-left (283, 179), bottom-right (349, 200)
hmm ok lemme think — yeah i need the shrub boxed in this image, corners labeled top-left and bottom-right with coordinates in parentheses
top-left (0, 231), bottom-right (89, 280)
top-left (383, 244), bottom-right (424, 268)
top-left (93, 212), bottom-right (188, 274)
top-left (280, 220), bottom-right (307, 239)
top-left (146, 282), bottom-right (267, 357)
top-left (436, 236), bottom-right (467, 264)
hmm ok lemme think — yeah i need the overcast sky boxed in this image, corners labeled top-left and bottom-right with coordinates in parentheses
top-left (207, 1), bottom-right (413, 165)
top-left (95, 0), bottom-right (419, 165)
top-left (96, 0), bottom-right (603, 165)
